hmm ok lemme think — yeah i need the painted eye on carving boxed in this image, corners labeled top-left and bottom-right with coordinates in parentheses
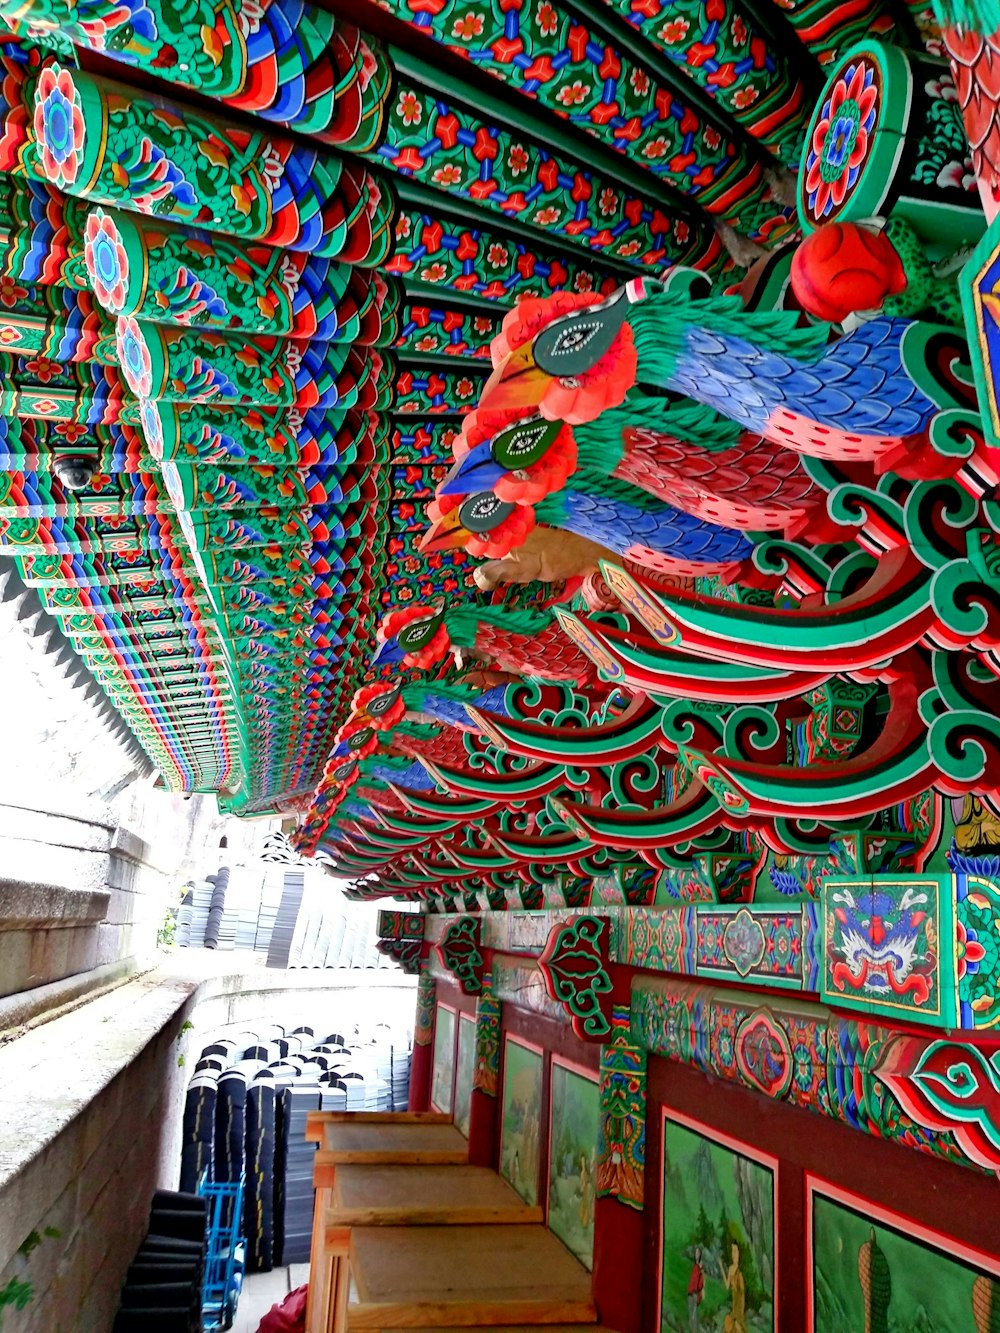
top-left (493, 417), bottom-right (559, 469)
top-left (368, 688), bottom-right (399, 716)
top-left (550, 321), bottom-right (601, 355)
top-left (459, 492), bottom-right (515, 533)
top-left (398, 618), bottom-right (437, 650)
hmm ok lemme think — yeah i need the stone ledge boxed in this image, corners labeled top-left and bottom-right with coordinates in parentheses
top-left (0, 791), bottom-right (116, 833)
top-left (0, 969), bottom-right (200, 1274)
top-left (0, 839), bottom-right (112, 896)
top-left (0, 883), bottom-right (110, 932)
top-left (0, 955), bottom-right (141, 1035)
top-left (0, 805), bottom-right (113, 854)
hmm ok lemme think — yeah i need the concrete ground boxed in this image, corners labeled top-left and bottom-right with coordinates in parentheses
top-left (231, 1264), bottom-right (310, 1333)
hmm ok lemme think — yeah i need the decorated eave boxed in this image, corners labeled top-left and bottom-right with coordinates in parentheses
top-left (0, 0), bottom-right (996, 842)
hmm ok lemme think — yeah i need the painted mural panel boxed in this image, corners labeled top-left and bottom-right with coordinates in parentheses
top-left (547, 1060), bottom-right (599, 1270)
top-left (454, 1013), bottom-right (475, 1138)
top-left (430, 1004), bottom-right (456, 1115)
top-left (500, 1037), bottom-right (544, 1206)
top-left (660, 1113), bottom-right (775, 1333)
top-left (810, 1182), bottom-right (1000, 1332)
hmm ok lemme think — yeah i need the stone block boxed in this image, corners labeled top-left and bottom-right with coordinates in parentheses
top-left (0, 883), bottom-right (109, 932)
top-left (79, 1269), bottom-right (122, 1333)
top-left (75, 1126), bottom-right (119, 1227)
top-left (0, 1118), bottom-right (88, 1270)
top-left (28, 927), bottom-right (96, 989)
top-left (0, 839), bottom-right (111, 897)
top-left (101, 889), bottom-right (135, 928)
top-left (46, 1249), bottom-right (87, 1333)
top-left (109, 824), bottom-right (148, 863)
top-left (92, 923), bottom-right (130, 969)
top-left (81, 1077), bottom-right (124, 1168)
top-left (0, 810), bottom-right (108, 856)
top-left (0, 926), bottom-right (106, 999)
top-left (0, 931), bottom-right (33, 998)
top-left (16, 1184), bottom-right (81, 1308)
top-left (103, 854), bottom-right (143, 895)
top-left (0, 804), bottom-right (114, 853)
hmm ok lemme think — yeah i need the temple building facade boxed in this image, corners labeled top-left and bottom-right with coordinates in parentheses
top-left (3, 0), bottom-right (1000, 1324)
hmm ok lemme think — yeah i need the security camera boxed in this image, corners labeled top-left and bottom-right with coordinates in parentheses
top-left (53, 454), bottom-right (96, 491)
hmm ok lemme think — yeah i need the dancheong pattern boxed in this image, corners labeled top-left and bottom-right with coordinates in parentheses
top-left (5, 0), bottom-right (1000, 1206)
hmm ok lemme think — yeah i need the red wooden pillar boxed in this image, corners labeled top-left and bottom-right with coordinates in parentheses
top-left (408, 1040), bottom-right (433, 1111)
top-left (591, 1005), bottom-right (647, 1333)
top-left (467, 971), bottom-right (500, 1163)
top-left (408, 965), bottom-right (435, 1111)
top-left (593, 1196), bottom-right (645, 1333)
top-left (466, 1087), bottom-right (498, 1166)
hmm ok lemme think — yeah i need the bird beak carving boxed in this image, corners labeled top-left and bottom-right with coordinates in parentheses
top-left (439, 442), bottom-right (508, 494)
top-left (419, 504), bottom-right (469, 553)
top-left (478, 342), bottom-right (552, 418)
top-left (370, 637), bottom-right (406, 666)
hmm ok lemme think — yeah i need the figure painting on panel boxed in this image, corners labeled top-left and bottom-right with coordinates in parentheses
top-left (721, 1240), bottom-right (747, 1333)
top-left (547, 1063), bottom-right (599, 1269)
top-left (660, 1118), bottom-right (774, 1333)
top-left (430, 1006), bottom-right (456, 1115)
top-left (500, 1040), bottom-right (543, 1206)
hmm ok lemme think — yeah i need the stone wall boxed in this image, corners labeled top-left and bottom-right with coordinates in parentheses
top-left (0, 787), bottom-right (264, 1018)
top-left (0, 964), bottom-right (415, 1333)
top-left (1, 801), bottom-right (126, 1001)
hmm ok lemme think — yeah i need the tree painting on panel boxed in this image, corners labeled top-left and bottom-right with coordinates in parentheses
top-left (430, 1005), bottom-right (456, 1115)
top-left (547, 1061), bottom-right (599, 1269)
top-left (454, 1014), bottom-right (475, 1138)
top-left (812, 1190), bottom-right (1000, 1332)
top-left (500, 1039), bottom-right (543, 1205)
top-left (660, 1117), bottom-right (774, 1333)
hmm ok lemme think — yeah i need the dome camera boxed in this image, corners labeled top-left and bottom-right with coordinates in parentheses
top-left (53, 454), bottom-right (96, 491)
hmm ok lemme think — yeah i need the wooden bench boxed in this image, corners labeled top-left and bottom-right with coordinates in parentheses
top-left (314, 1121), bottom-right (469, 1171)
top-left (346, 1224), bottom-right (597, 1328)
top-left (306, 1111), bottom-right (453, 1144)
top-left (308, 1117), bottom-right (467, 1333)
top-left (326, 1165), bottom-right (543, 1227)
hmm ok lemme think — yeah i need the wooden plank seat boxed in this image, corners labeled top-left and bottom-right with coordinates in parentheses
top-left (314, 1120), bottom-right (469, 1168)
top-left (306, 1112), bottom-right (452, 1144)
top-left (307, 1116), bottom-right (467, 1333)
top-left (346, 1224), bottom-right (597, 1328)
top-left (408, 1326), bottom-right (620, 1332)
top-left (326, 1164), bottom-right (543, 1227)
